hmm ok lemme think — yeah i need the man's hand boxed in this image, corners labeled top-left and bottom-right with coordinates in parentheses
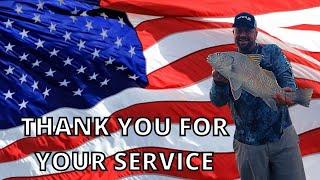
top-left (273, 87), bottom-right (294, 106)
top-left (212, 69), bottom-right (228, 83)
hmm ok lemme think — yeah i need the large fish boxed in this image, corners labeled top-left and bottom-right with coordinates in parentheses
top-left (207, 51), bottom-right (313, 111)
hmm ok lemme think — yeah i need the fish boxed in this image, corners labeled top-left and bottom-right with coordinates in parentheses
top-left (207, 51), bottom-right (313, 111)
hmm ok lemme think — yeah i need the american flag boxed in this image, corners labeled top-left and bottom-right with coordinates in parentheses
top-left (0, 0), bottom-right (319, 179)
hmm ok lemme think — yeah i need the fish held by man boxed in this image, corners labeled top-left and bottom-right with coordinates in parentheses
top-left (207, 51), bottom-right (313, 111)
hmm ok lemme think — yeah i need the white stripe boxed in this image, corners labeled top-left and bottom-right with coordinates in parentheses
top-left (128, 6), bottom-right (320, 34)
top-left (141, 7), bottom-right (320, 52)
top-left (290, 100), bottom-right (320, 134)
top-left (257, 32), bottom-right (320, 67)
top-left (262, 28), bottom-right (320, 52)
top-left (1, 118), bottom-right (320, 179)
top-left (303, 153), bottom-right (320, 180)
top-left (143, 28), bottom-right (320, 74)
top-left (0, 72), bottom-right (319, 148)
top-left (144, 28), bottom-right (233, 74)
top-left (126, 13), bottom-right (162, 27)
top-left (184, 7), bottom-right (320, 27)
top-left (292, 63), bottom-right (320, 82)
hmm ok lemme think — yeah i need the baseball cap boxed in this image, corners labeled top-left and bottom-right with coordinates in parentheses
top-left (232, 12), bottom-right (257, 29)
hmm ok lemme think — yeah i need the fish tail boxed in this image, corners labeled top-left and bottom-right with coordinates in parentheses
top-left (293, 89), bottom-right (313, 107)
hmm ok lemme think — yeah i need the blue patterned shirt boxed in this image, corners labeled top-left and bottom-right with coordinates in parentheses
top-left (210, 44), bottom-right (296, 145)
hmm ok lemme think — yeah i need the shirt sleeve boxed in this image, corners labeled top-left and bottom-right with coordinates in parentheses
top-left (209, 80), bottom-right (231, 106)
top-left (271, 45), bottom-right (297, 90)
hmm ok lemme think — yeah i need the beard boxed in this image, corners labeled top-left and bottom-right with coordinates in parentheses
top-left (235, 38), bottom-right (255, 53)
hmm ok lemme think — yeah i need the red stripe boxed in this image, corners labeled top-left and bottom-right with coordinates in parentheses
top-left (0, 102), bottom-right (232, 163)
top-left (100, 0), bottom-right (320, 17)
top-left (286, 24), bottom-right (320, 32)
top-left (7, 127), bottom-right (320, 180)
top-left (146, 45), bottom-right (320, 93)
top-left (136, 18), bottom-right (320, 68)
top-left (135, 18), bottom-right (231, 50)
top-left (301, 51), bottom-right (320, 62)
top-left (283, 50), bottom-right (320, 72)
top-left (295, 78), bottom-right (320, 98)
top-left (146, 45), bottom-right (235, 89)
top-left (300, 128), bottom-right (320, 156)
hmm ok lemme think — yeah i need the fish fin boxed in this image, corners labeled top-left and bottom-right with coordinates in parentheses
top-left (231, 88), bottom-right (242, 100)
top-left (263, 97), bottom-right (278, 111)
top-left (293, 88), bottom-right (313, 107)
top-left (229, 76), bottom-right (242, 91)
top-left (263, 69), bottom-right (276, 79)
top-left (247, 54), bottom-right (262, 64)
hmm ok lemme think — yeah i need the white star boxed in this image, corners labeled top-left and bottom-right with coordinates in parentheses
top-left (63, 31), bottom-right (71, 41)
top-left (91, 48), bottom-right (100, 59)
top-left (19, 53), bottom-right (29, 61)
top-left (3, 19), bottom-right (14, 28)
top-left (63, 57), bottom-right (73, 66)
top-left (59, 79), bottom-right (70, 87)
top-left (89, 72), bottom-right (99, 80)
top-left (57, 0), bottom-right (65, 6)
top-left (73, 88), bottom-right (83, 96)
top-left (32, 14), bottom-right (41, 23)
top-left (118, 17), bottom-right (126, 27)
top-left (48, 22), bottom-right (57, 32)
top-left (37, 1), bottom-right (45, 11)
top-left (4, 66), bottom-right (14, 75)
top-left (45, 68), bottom-right (56, 77)
top-left (129, 74), bottom-right (139, 81)
top-left (77, 40), bottom-right (86, 50)
top-left (100, 12), bottom-right (108, 20)
top-left (85, 21), bottom-right (93, 31)
top-left (19, 74), bottom-right (27, 84)
top-left (35, 39), bottom-right (45, 49)
top-left (71, 7), bottom-right (79, 15)
top-left (105, 57), bottom-right (115, 66)
top-left (32, 60), bottom-right (42, 68)
top-left (80, 11), bottom-right (88, 17)
top-left (42, 87), bottom-right (51, 99)
top-left (3, 90), bottom-right (15, 100)
top-left (100, 28), bottom-right (108, 39)
top-left (128, 46), bottom-right (136, 57)
top-left (116, 65), bottom-right (127, 71)
top-left (70, 16), bottom-right (77, 23)
top-left (18, 100), bottom-right (28, 110)
top-left (100, 78), bottom-right (110, 87)
top-left (77, 66), bottom-right (87, 74)
top-left (31, 81), bottom-right (39, 91)
top-left (114, 37), bottom-right (122, 48)
top-left (4, 42), bottom-right (15, 52)
top-left (49, 48), bottom-right (59, 57)
top-left (15, 5), bottom-right (23, 14)
top-left (19, 29), bottom-right (29, 39)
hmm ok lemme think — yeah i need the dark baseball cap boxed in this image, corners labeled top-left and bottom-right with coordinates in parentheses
top-left (232, 12), bottom-right (257, 29)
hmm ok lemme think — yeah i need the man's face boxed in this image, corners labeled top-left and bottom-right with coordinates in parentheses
top-left (233, 27), bottom-right (257, 53)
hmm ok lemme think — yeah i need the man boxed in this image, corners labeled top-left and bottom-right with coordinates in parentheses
top-left (210, 12), bottom-right (306, 180)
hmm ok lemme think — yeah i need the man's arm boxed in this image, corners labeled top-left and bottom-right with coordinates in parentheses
top-left (271, 45), bottom-right (297, 105)
top-left (209, 70), bottom-right (231, 106)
